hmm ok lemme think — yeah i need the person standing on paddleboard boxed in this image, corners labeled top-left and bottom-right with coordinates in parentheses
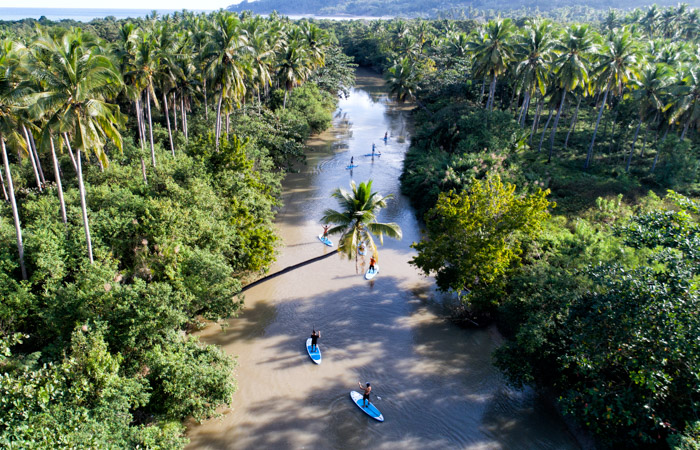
top-left (384, 131), bottom-right (388, 140)
top-left (369, 256), bottom-right (377, 272)
top-left (358, 381), bottom-right (372, 407)
top-left (310, 329), bottom-right (320, 351)
top-left (372, 143), bottom-right (376, 154)
top-left (350, 156), bottom-right (354, 165)
top-left (322, 225), bottom-right (330, 238)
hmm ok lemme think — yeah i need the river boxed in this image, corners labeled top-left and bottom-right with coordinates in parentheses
top-left (185, 68), bottom-right (579, 449)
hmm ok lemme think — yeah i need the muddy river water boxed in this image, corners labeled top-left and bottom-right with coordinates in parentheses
top-left (185, 69), bottom-right (579, 449)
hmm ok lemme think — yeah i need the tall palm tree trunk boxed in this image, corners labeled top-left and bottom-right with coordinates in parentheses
top-left (530, 99), bottom-right (543, 145)
top-left (519, 92), bottom-right (530, 127)
top-left (487, 74), bottom-right (497, 111)
top-left (651, 127), bottom-right (669, 173)
top-left (75, 148), bottom-right (94, 264)
top-left (549, 90), bottom-right (567, 162)
top-left (564, 97), bottom-right (581, 149)
top-left (0, 166), bottom-right (7, 201)
top-left (22, 126), bottom-right (42, 191)
top-left (680, 121), bottom-right (689, 140)
top-left (63, 133), bottom-right (78, 172)
top-left (1, 136), bottom-right (27, 280)
top-left (625, 117), bottom-right (643, 172)
top-left (538, 107), bottom-right (554, 153)
top-left (163, 92), bottom-right (175, 157)
top-left (49, 136), bottom-right (67, 224)
top-left (172, 92), bottom-right (178, 133)
top-left (204, 79), bottom-right (208, 120)
top-left (585, 87), bottom-right (610, 169)
top-left (215, 90), bottom-right (224, 150)
top-left (28, 130), bottom-right (46, 185)
top-left (181, 95), bottom-right (187, 141)
top-left (134, 100), bottom-right (144, 146)
top-left (146, 89), bottom-right (156, 167)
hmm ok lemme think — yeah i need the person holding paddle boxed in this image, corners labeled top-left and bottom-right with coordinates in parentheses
top-left (310, 329), bottom-right (320, 351)
top-left (358, 381), bottom-right (372, 407)
top-left (369, 256), bottom-right (377, 272)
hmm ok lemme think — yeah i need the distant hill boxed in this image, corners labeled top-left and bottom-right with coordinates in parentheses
top-left (228, 0), bottom-right (698, 18)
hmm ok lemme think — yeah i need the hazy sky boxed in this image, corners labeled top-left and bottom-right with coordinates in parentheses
top-left (7, 0), bottom-right (242, 10)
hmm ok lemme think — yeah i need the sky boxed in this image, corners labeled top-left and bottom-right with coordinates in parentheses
top-left (3, 0), bottom-right (243, 10)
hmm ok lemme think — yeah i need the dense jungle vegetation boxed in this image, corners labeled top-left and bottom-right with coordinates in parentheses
top-left (324, 5), bottom-right (700, 448)
top-left (0, 11), bottom-right (354, 447)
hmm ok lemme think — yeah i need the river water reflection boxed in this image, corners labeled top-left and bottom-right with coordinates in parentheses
top-left (185, 68), bottom-right (578, 449)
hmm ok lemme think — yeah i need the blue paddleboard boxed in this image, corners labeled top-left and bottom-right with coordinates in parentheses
top-left (363, 153), bottom-right (380, 157)
top-left (350, 391), bottom-right (384, 422)
top-left (346, 164), bottom-right (358, 170)
top-left (365, 265), bottom-right (379, 280)
top-left (318, 234), bottom-right (333, 247)
top-left (306, 338), bottom-right (321, 364)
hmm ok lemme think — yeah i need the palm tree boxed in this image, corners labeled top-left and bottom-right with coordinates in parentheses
top-left (245, 18), bottom-right (276, 110)
top-left (321, 180), bottom-right (402, 272)
top-left (548, 24), bottom-right (596, 162)
top-left (470, 19), bottom-right (516, 111)
top-left (669, 64), bottom-right (700, 141)
top-left (584, 28), bottom-right (641, 169)
top-left (624, 63), bottom-right (673, 171)
top-left (132, 32), bottom-right (159, 166)
top-left (277, 37), bottom-right (312, 109)
top-left (32, 30), bottom-right (125, 264)
top-left (0, 44), bottom-right (29, 280)
top-left (205, 12), bottom-right (249, 149)
top-left (385, 57), bottom-right (420, 103)
top-left (514, 19), bottom-right (555, 128)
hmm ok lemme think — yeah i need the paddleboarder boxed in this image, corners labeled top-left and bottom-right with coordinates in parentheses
top-left (358, 381), bottom-right (372, 407)
top-left (350, 156), bottom-right (354, 165)
top-left (384, 131), bottom-right (388, 140)
top-left (310, 329), bottom-right (320, 351)
top-left (372, 143), bottom-right (376, 154)
top-left (322, 225), bottom-right (330, 238)
top-left (369, 256), bottom-right (377, 272)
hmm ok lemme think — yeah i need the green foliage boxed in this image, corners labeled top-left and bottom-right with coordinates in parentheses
top-left (401, 106), bottom-right (526, 218)
top-left (411, 173), bottom-right (551, 311)
top-left (494, 192), bottom-right (700, 447)
top-left (144, 336), bottom-right (236, 422)
top-left (284, 83), bottom-right (337, 133)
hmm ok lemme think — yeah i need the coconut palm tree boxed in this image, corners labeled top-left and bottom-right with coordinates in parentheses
top-left (321, 180), bottom-right (402, 272)
top-left (205, 12), bottom-right (249, 149)
top-left (624, 63), bottom-right (673, 171)
top-left (132, 32), bottom-right (159, 166)
top-left (277, 37), bottom-right (312, 109)
top-left (470, 19), bottom-right (516, 111)
top-left (385, 57), bottom-right (420, 103)
top-left (584, 28), bottom-right (641, 169)
top-left (0, 44), bottom-right (29, 280)
top-left (669, 64), bottom-right (700, 141)
top-left (32, 29), bottom-right (125, 264)
top-left (514, 19), bottom-right (555, 128)
top-left (548, 24), bottom-right (597, 162)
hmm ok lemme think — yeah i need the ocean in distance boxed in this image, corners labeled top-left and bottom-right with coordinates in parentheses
top-left (0, 8), bottom-right (213, 22)
top-left (0, 8), bottom-right (387, 22)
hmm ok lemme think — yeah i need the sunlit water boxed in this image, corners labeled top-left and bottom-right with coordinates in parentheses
top-left (185, 68), bottom-right (578, 449)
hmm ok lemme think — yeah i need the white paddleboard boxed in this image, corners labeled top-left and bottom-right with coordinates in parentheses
top-left (364, 265), bottom-right (379, 280)
top-left (306, 338), bottom-right (321, 364)
top-left (350, 391), bottom-right (384, 422)
top-left (318, 234), bottom-right (333, 247)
